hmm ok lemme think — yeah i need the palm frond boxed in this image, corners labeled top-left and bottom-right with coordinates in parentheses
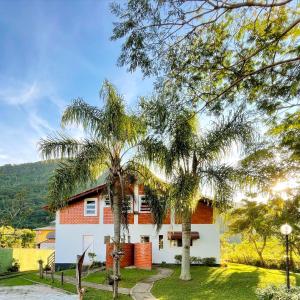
top-left (199, 164), bottom-right (235, 211)
top-left (196, 110), bottom-right (255, 163)
top-left (61, 98), bottom-right (103, 135)
top-left (39, 133), bottom-right (83, 159)
top-left (47, 140), bottom-right (109, 209)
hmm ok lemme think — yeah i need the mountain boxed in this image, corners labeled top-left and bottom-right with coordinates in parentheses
top-left (0, 161), bottom-right (58, 229)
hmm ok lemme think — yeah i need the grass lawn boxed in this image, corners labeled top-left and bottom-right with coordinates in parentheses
top-left (0, 275), bottom-right (33, 286)
top-left (0, 273), bottom-right (130, 300)
top-left (57, 267), bottom-right (157, 288)
top-left (152, 263), bottom-right (300, 300)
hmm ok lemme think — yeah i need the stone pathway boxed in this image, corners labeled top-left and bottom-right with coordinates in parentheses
top-left (131, 268), bottom-right (173, 300)
top-left (50, 267), bottom-right (173, 299)
top-left (52, 273), bottom-right (131, 295)
top-left (0, 285), bottom-right (77, 300)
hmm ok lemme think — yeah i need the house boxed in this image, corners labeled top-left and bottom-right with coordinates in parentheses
top-left (34, 225), bottom-right (55, 249)
top-left (55, 183), bottom-right (220, 269)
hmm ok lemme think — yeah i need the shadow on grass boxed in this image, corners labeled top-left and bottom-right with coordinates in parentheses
top-left (152, 265), bottom-right (260, 300)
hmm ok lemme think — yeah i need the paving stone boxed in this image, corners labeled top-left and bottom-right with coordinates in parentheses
top-left (0, 285), bottom-right (77, 300)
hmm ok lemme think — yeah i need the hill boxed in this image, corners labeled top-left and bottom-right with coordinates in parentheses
top-left (0, 161), bottom-right (58, 229)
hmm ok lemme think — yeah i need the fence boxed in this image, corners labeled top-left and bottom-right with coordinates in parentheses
top-left (0, 248), bottom-right (54, 272)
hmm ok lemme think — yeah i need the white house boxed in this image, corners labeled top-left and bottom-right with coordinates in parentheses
top-left (54, 183), bottom-right (220, 269)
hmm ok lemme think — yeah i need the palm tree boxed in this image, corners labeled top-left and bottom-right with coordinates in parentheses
top-left (39, 80), bottom-right (161, 298)
top-left (140, 106), bottom-right (254, 280)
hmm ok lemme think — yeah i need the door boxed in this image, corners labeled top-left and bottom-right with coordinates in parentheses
top-left (82, 235), bottom-right (94, 265)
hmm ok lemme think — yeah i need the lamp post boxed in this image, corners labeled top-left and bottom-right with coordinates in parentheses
top-left (280, 223), bottom-right (292, 290)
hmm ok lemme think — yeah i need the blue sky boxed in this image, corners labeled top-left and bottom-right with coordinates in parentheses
top-left (0, 0), bottom-right (153, 165)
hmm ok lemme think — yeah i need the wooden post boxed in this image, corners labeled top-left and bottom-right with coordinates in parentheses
top-left (76, 255), bottom-right (84, 300)
top-left (61, 271), bottom-right (64, 286)
top-left (38, 260), bottom-right (43, 279)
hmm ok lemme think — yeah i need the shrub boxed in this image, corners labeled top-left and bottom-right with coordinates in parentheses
top-left (256, 285), bottom-right (300, 300)
top-left (91, 261), bottom-right (102, 268)
top-left (202, 257), bottom-right (216, 266)
top-left (7, 259), bottom-right (20, 273)
top-left (174, 255), bottom-right (182, 264)
top-left (44, 264), bottom-right (51, 271)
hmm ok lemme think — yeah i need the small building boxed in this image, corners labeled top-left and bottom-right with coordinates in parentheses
top-left (54, 183), bottom-right (220, 269)
top-left (34, 225), bottom-right (55, 249)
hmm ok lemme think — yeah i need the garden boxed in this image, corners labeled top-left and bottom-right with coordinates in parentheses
top-left (0, 0), bottom-right (300, 299)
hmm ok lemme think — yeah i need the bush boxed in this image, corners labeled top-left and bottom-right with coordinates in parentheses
top-left (44, 264), bottom-right (51, 271)
top-left (91, 261), bottom-right (102, 268)
top-left (256, 285), bottom-right (300, 300)
top-left (7, 259), bottom-right (20, 273)
top-left (174, 255), bottom-right (216, 265)
top-left (174, 255), bottom-right (182, 264)
top-left (202, 257), bottom-right (216, 266)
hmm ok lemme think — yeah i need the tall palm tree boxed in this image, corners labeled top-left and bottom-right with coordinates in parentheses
top-left (140, 105), bottom-right (254, 280)
top-left (39, 80), bottom-right (161, 298)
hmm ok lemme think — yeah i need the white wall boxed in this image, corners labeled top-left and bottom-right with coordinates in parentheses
top-left (55, 190), bottom-right (220, 265)
top-left (55, 217), bottom-right (220, 264)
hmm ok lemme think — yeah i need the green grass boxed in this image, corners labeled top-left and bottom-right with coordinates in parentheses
top-left (0, 275), bottom-right (33, 286)
top-left (0, 272), bottom-right (130, 300)
top-left (152, 263), bottom-right (300, 300)
top-left (57, 267), bottom-right (157, 288)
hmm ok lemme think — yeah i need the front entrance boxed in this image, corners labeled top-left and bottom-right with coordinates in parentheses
top-left (82, 235), bottom-right (94, 265)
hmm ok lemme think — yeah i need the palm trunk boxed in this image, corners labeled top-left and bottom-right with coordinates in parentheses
top-left (180, 210), bottom-right (192, 281)
top-left (112, 180), bottom-right (121, 299)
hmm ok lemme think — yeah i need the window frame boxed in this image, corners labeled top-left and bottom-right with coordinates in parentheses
top-left (84, 198), bottom-right (98, 216)
top-left (104, 196), bottom-right (111, 208)
top-left (122, 195), bottom-right (134, 213)
top-left (140, 235), bottom-right (150, 243)
top-left (139, 195), bottom-right (151, 213)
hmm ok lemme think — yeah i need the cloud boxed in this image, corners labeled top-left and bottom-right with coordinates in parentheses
top-left (0, 80), bottom-right (41, 106)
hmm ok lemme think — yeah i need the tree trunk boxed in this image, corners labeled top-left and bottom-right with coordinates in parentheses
top-left (180, 211), bottom-right (192, 281)
top-left (112, 180), bottom-right (121, 299)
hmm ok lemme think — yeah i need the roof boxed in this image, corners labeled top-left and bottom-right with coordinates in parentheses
top-left (66, 183), bottom-right (106, 203)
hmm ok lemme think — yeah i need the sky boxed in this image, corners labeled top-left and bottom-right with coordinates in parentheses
top-left (0, 0), bottom-right (153, 165)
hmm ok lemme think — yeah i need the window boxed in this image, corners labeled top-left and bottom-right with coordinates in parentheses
top-left (104, 236), bottom-right (110, 244)
top-left (159, 235), bottom-right (163, 250)
top-left (84, 199), bottom-right (97, 216)
top-left (122, 196), bottom-right (133, 213)
top-left (140, 235), bottom-right (150, 243)
top-left (170, 239), bottom-right (193, 247)
top-left (104, 196), bottom-right (110, 207)
top-left (139, 195), bottom-right (150, 212)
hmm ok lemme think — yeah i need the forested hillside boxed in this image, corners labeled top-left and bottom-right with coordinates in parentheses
top-left (0, 161), bottom-right (58, 229)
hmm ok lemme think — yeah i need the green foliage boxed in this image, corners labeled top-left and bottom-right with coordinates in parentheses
top-left (270, 109), bottom-right (300, 162)
top-left (7, 259), bottom-right (20, 272)
top-left (0, 226), bottom-right (36, 248)
top-left (0, 161), bottom-right (57, 228)
top-left (222, 237), bottom-right (300, 272)
top-left (112, 0), bottom-right (300, 118)
top-left (256, 285), bottom-right (300, 300)
top-left (227, 194), bottom-right (300, 267)
top-left (174, 255), bottom-right (216, 265)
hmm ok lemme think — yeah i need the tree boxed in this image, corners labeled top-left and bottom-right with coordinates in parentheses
top-left (0, 190), bottom-right (32, 228)
top-left (139, 92), bottom-right (254, 280)
top-left (229, 200), bottom-right (275, 266)
top-left (111, 0), bottom-right (300, 117)
top-left (39, 80), bottom-right (161, 298)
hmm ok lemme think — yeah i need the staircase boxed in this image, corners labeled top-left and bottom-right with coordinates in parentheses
top-left (47, 251), bottom-right (55, 272)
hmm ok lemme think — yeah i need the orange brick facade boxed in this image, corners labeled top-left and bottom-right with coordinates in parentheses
top-left (175, 203), bottom-right (213, 224)
top-left (60, 199), bottom-right (99, 224)
top-left (106, 242), bottom-right (152, 270)
top-left (134, 243), bottom-right (152, 270)
top-left (191, 203), bottom-right (213, 224)
top-left (58, 184), bottom-right (213, 225)
top-left (106, 243), bottom-right (134, 268)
